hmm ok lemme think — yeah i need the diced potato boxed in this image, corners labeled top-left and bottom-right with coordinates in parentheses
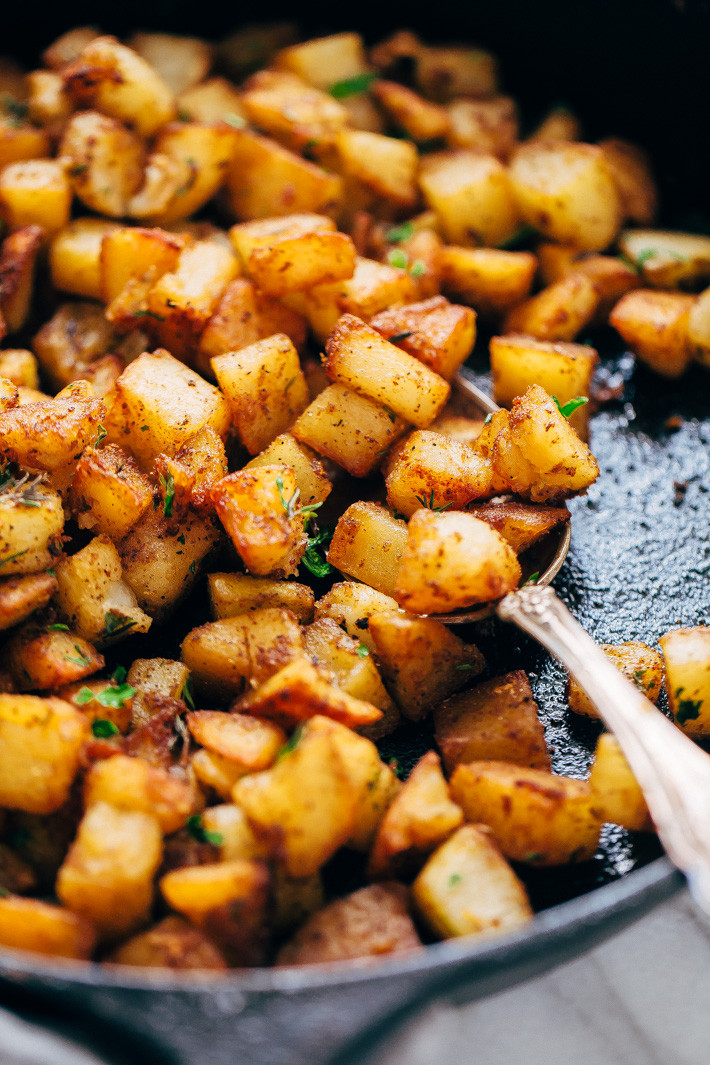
top-left (419, 150), bottom-right (520, 247)
top-left (63, 35), bottom-right (176, 138)
top-left (197, 277), bottom-right (307, 371)
top-left (490, 334), bottom-right (598, 439)
top-left (25, 70), bottom-right (74, 131)
top-left (503, 273), bottom-right (600, 344)
top-left (276, 32), bottom-right (370, 90)
top-left (445, 96), bottom-right (518, 157)
top-left (59, 110), bottom-right (145, 218)
top-left (84, 755), bottom-right (195, 834)
top-left (491, 384), bottom-right (600, 502)
top-left (59, 675), bottom-right (133, 734)
top-left (0, 896), bottom-right (96, 960)
top-left (276, 882), bottom-right (421, 965)
top-left (660, 626), bottom-right (710, 737)
top-left (242, 69), bottom-right (347, 156)
top-left (0, 225), bottom-right (43, 334)
top-left (369, 612), bottom-right (485, 719)
top-left (304, 257), bottom-right (418, 343)
top-left (450, 761), bottom-right (602, 865)
top-left (0, 160), bottom-right (72, 237)
top-left (33, 300), bottom-right (117, 391)
top-left (127, 657), bottom-right (189, 728)
top-left (200, 803), bottom-right (269, 861)
top-left (187, 710), bottom-right (286, 770)
top-left (385, 429), bottom-right (495, 516)
top-left (128, 32), bottom-right (213, 95)
top-left (369, 295), bottom-right (476, 380)
top-left (618, 228), bottom-right (710, 289)
top-left (596, 138), bottom-right (658, 225)
top-left (209, 572), bottom-right (315, 624)
top-left (336, 129), bottom-right (419, 209)
top-left (394, 510), bottom-right (521, 614)
top-left (108, 915), bottom-right (227, 971)
top-left (567, 641), bottom-right (664, 719)
top-left (412, 824), bottom-right (532, 939)
top-left (327, 502), bottom-right (409, 598)
top-left (415, 44), bottom-right (497, 101)
top-left (50, 218), bottom-right (122, 300)
top-left (373, 80), bottom-right (450, 143)
top-left (609, 289), bottom-right (694, 378)
top-left (0, 571), bottom-right (57, 631)
top-left (43, 26), bottom-right (100, 70)
top-left (141, 123), bottom-right (240, 225)
top-left (508, 141), bottom-right (622, 251)
top-left (0, 349), bottom-right (39, 389)
top-left (527, 105), bottom-right (581, 143)
top-left (536, 246), bottom-right (640, 324)
top-left (3, 627), bottom-right (103, 692)
top-left (191, 749), bottom-right (247, 800)
top-left (100, 225), bottom-right (185, 304)
top-left (177, 77), bottom-right (246, 125)
top-left (589, 733), bottom-right (652, 832)
top-left (434, 670), bottom-right (550, 773)
top-left (467, 499), bottom-right (570, 554)
top-left (314, 581), bottom-right (400, 653)
top-left (230, 215), bottom-right (356, 297)
top-left (69, 444), bottom-right (153, 541)
top-left (0, 380), bottom-right (104, 477)
top-left (439, 246), bottom-right (537, 317)
top-left (0, 477), bottom-right (64, 574)
top-left (0, 114), bottom-right (50, 171)
top-left (0, 694), bottom-right (88, 813)
top-left (244, 433), bottom-right (331, 510)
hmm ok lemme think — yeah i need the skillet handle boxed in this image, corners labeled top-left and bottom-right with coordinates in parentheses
top-left (498, 585), bottom-right (710, 912)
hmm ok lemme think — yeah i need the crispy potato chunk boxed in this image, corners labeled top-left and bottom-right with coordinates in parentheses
top-left (128, 32), bottom-right (213, 95)
top-left (108, 915), bottom-right (227, 971)
top-left (567, 642), bottom-right (664, 719)
top-left (434, 671), bottom-right (550, 773)
top-left (3, 628), bottom-right (103, 692)
top-left (327, 502), bottom-right (409, 599)
top-left (618, 228), bottom-right (710, 289)
top-left (0, 571), bottom-right (57, 631)
top-left (231, 215), bottom-right (356, 297)
top-left (69, 445), bottom-right (153, 541)
top-left (50, 218), bottom-right (122, 300)
top-left (187, 710), bottom-right (286, 771)
top-left (0, 477), bottom-right (64, 575)
top-left (209, 572), bottom-right (315, 624)
top-left (439, 246), bottom-right (537, 318)
top-left (245, 433), bottom-right (331, 509)
top-left (609, 289), bottom-right (695, 378)
top-left (277, 882), bottom-right (422, 966)
top-left (59, 111), bottom-right (144, 218)
top-left (589, 733), bottom-right (652, 832)
top-left (660, 626), bottom-right (710, 737)
top-left (503, 273), bottom-right (600, 344)
top-left (369, 296), bottom-right (476, 381)
top-left (419, 150), bottom-right (520, 247)
top-left (385, 429), bottom-right (496, 517)
top-left (467, 499), bottom-right (570, 555)
top-left (314, 582), bottom-right (400, 653)
top-left (412, 824), bottom-right (532, 939)
top-left (0, 896), bottom-right (96, 960)
top-left (0, 159), bottom-right (72, 237)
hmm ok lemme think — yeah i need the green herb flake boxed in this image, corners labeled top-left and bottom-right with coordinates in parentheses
top-left (112, 665), bottom-right (127, 684)
top-left (177, 533), bottom-right (186, 545)
top-left (524, 851), bottom-right (546, 862)
top-left (523, 571), bottom-right (540, 586)
top-left (48, 623), bottom-right (69, 631)
top-left (634, 248), bottom-right (657, 269)
top-left (356, 644), bottom-right (369, 658)
top-left (455, 663), bottom-right (475, 671)
top-left (408, 259), bottom-right (426, 279)
top-left (386, 220), bottom-right (415, 244)
top-left (329, 72), bottom-right (378, 99)
top-left (98, 685), bottom-right (135, 709)
top-left (383, 406), bottom-right (397, 424)
top-left (75, 687), bottom-right (95, 705)
top-left (188, 560), bottom-right (196, 575)
top-left (159, 471), bottom-right (175, 518)
top-left (91, 718), bottom-right (120, 738)
top-left (389, 330), bottom-right (414, 344)
top-left (223, 111), bottom-right (247, 129)
top-left (676, 691), bottom-right (703, 725)
top-left (277, 724), bottom-right (304, 760)
top-left (484, 413), bottom-right (493, 425)
top-left (64, 645), bottom-right (92, 668)
top-left (1, 93), bottom-right (29, 127)
top-left (95, 424), bottom-right (107, 448)
top-left (140, 425), bottom-right (149, 432)
top-left (386, 248), bottom-right (408, 270)
top-left (133, 309), bottom-right (166, 322)
top-left (187, 814), bottom-right (223, 847)
top-left (415, 490), bottom-right (452, 512)
top-left (301, 523), bottom-right (335, 579)
top-left (182, 676), bottom-right (196, 711)
top-left (448, 873), bottom-right (462, 888)
top-left (104, 611), bottom-right (137, 638)
top-left (552, 395), bottom-right (589, 419)
top-left (68, 163), bottom-right (88, 176)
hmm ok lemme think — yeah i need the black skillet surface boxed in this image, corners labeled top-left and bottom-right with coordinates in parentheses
top-left (0, 2), bottom-right (708, 1063)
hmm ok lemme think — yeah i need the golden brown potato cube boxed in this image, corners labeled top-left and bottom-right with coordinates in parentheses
top-left (369, 612), bottom-right (484, 720)
top-left (187, 710), bottom-right (286, 770)
top-left (373, 80), bottom-right (449, 142)
top-left (224, 128), bottom-right (343, 221)
top-left (146, 239), bottom-right (239, 361)
top-left (368, 751), bottom-right (463, 879)
top-left (445, 96), bottom-right (518, 158)
top-left (336, 129), bottom-right (419, 209)
top-left (25, 69), bottom-right (74, 131)
top-left (63, 35), bottom-right (176, 137)
top-left (567, 641), bottom-right (664, 720)
top-left (177, 77), bottom-right (246, 125)
top-left (304, 257), bottom-right (418, 343)
top-left (4, 628), bottom-right (103, 692)
top-left (126, 657), bottom-right (189, 728)
top-left (325, 313), bottom-right (450, 428)
top-left (200, 803), bottom-right (269, 861)
top-left (42, 26), bottom-right (99, 69)
top-left (467, 499), bottom-right (570, 555)
top-left (0, 379), bottom-right (105, 474)
top-left (153, 426), bottom-right (228, 519)
top-left (106, 349), bottom-right (230, 468)
top-left (589, 733), bottom-right (652, 832)
top-left (599, 139), bottom-right (657, 225)
top-left (50, 218), bottom-right (122, 300)
top-left (412, 824), bottom-right (532, 939)
top-left (142, 122), bottom-right (240, 225)
top-left (0, 225), bottom-right (43, 334)
top-left (119, 509), bottom-right (221, 622)
top-left (490, 334), bottom-right (598, 439)
top-left (439, 246), bottom-right (537, 317)
top-left (128, 32), bottom-right (213, 95)
top-left (327, 502), bottom-right (409, 599)
top-left (369, 295), bottom-right (475, 380)
top-left (660, 626), bottom-right (710, 736)
top-left (59, 110), bottom-right (144, 218)
top-left (100, 225), bottom-right (185, 304)
top-left (242, 69), bottom-right (347, 155)
top-left (54, 536), bottom-right (152, 646)
top-left (0, 160), bottom-right (71, 238)
top-left (0, 896), bottom-right (96, 960)
top-left (549, 250), bottom-right (641, 326)
top-left (210, 466), bottom-right (306, 578)
top-left (292, 383), bottom-right (408, 477)
top-left (395, 510), bottom-right (521, 614)
top-left (503, 273), bottom-right (600, 344)
top-left (108, 915), bottom-right (227, 971)
top-left (181, 607), bottom-right (303, 700)
top-left (68, 444), bottom-right (153, 543)
top-left (0, 572), bottom-right (57, 632)
top-left (276, 882), bottom-right (421, 965)
top-left (212, 335), bottom-right (309, 455)
top-left (57, 801), bottom-right (162, 940)
top-left (0, 349), bottom-right (39, 389)
top-left (419, 151), bottom-right (520, 247)
top-left (314, 582), bottom-right (400, 652)
top-left (610, 289), bottom-right (695, 378)
top-left (0, 478), bottom-right (64, 575)
top-left (0, 694), bottom-right (88, 813)
top-left (191, 749), bottom-right (246, 799)
top-left (84, 755), bottom-right (195, 834)
top-left (209, 572), bottom-right (315, 624)
top-left (491, 384), bottom-right (600, 502)
top-left (235, 224), bottom-right (356, 298)
top-left (509, 142), bottom-right (621, 251)
top-left (618, 228), bottom-right (710, 290)
top-left (276, 32), bottom-right (369, 89)
top-left (245, 433), bottom-right (331, 509)
top-left (235, 656), bottom-right (383, 732)
top-left (450, 761), bottom-right (602, 865)
top-left (434, 670), bottom-right (550, 774)
top-left (233, 714), bottom-right (358, 876)
top-left (33, 300), bottom-right (117, 391)
top-left (415, 44), bottom-right (497, 101)
top-left (385, 429), bottom-right (495, 517)
top-left (197, 277), bottom-right (307, 370)
top-left (0, 115), bottom-right (50, 171)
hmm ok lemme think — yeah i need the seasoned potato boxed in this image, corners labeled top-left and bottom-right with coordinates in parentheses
top-left (0, 896), bottom-right (95, 960)
top-left (567, 642), bottom-right (664, 719)
top-left (660, 626), bottom-right (710, 737)
top-left (589, 733), bottom-right (652, 832)
top-left (609, 289), bottom-right (695, 378)
top-left (327, 502), bottom-right (409, 598)
top-left (419, 150), bottom-right (520, 247)
top-left (439, 246), bottom-right (537, 317)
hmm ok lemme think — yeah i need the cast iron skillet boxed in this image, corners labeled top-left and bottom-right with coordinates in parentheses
top-left (1, 2), bottom-right (709, 1062)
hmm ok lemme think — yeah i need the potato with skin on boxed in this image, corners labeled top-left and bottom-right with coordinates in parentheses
top-left (369, 296), bottom-right (476, 381)
top-left (0, 896), bottom-right (96, 961)
top-left (0, 160), bottom-right (72, 237)
top-left (450, 761), bottom-right (603, 865)
top-left (84, 755), bottom-right (196, 834)
top-left (69, 445), bottom-right (153, 543)
top-left (660, 626), bottom-right (710, 737)
top-left (385, 429), bottom-right (496, 517)
top-left (57, 801), bottom-right (163, 940)
top-left (187, 711), bottom-right (286, 771)
top-left (419, 151), bottom-right (521, 248)
top-left (394, 510), bottom-right (521, 615)
top-left (0, 694), bottom-right (88, 814)
top-left (209, 572), bottom-right (315, 624)
top-left (368, 751), bottom-right (464, 879)
top-left (491, 384), bottom-right (600, 503)
top-left (314, 582), bottom-right (400, 654)
top-left (439, 246), bottom-right (537, 318)
top-left (490, 334), bottom-right (598, 440)
top-left (589, 733), bottom-right (652, 832)
top-left (276, 882), bottom-right (422, 966)
top-left (108, 915), bottom-right (227, 971)
top-left (327, 502), bottom-right (409, 599)
top-left (412, 824), bottom-right (532, 940)
top-left (434, 670), bottom-right (551, 774)
top-left (508, 141), bottom-right (622, 251)
top-left (368, 612), bottom-right (485, 720)
top-left (567, 642), bottom-right (664, 719)
top-left (0, 572), bottom-right (57, 632)
top-left (0, 225), bottom-right (44, 334)
top-left (503, 273), bottom-right (600, 344)
top-left (609, 289), bottom-right (695, 378)
top-left (3, 628), bottom-right (103, 693)
top-left (229, 215), bottom-right (356, 297)
top-left (212, 335), bottom-right (309, 456)
top-left (49, 218), bottom-right (122, 300)
top-left (0, 478), bottom-right (64, 575)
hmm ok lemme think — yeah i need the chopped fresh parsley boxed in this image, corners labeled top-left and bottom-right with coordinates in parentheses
top-left (277, 724), bottom-right (304, 760)
top-left (186, 814), bottom-right (223, 846)
top-left (188, 560), bottom-right (196, 574)
top-left (675, 687), bottom-right (702, 726)
top-left (409, 259), bottom-right (426, 279)
top-left (329, 72), bottom-right (378, 99)
top-left (448, 873), bottom-right (462, 888)
top-left (455, 663), bottom-right (475, 671)
top-left (383, 406), bottom-right (397, 424)
top-left (484, 413), bottom-right (493, 425)
top-left (158, 471), bottom-right (175, 518)
top-left (104, 611), bottom-right (137, 638)
top-left (356, 644), bottom-right (369, 658)
top-left (386, 248), bottom-right (408, 270)
top-left (64, 646), bottom-right (92, 668)
top-left (76, 681), bottom-right (135, 708)
top-left (301, 524), bottom-right (334, 579)
top-left (133, 309), bottom-right (166, 321)
top-left (1, 94), bottom-right (28, 127)
top-left (95, 424), bottom-right (107, 448)
top-left (389, 330), bottom-right (414, 343)
top-left (275, 472), bottom-right (323, 523)
top-left (182, 675), bottom-right (196, 711)
top-left (48, 623), bottom-right (69, 631)
top-left (91, 719), bottom-right (120, 738)
top-left (523, 571), bottom-right (540, 586)
top-left (386, 220), bottom-right (415, 244)
top-left (552, 395), bottom-right (588, 419)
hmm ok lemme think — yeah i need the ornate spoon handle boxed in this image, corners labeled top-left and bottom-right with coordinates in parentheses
top-left (498, 584), bottom-right (710, 913)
